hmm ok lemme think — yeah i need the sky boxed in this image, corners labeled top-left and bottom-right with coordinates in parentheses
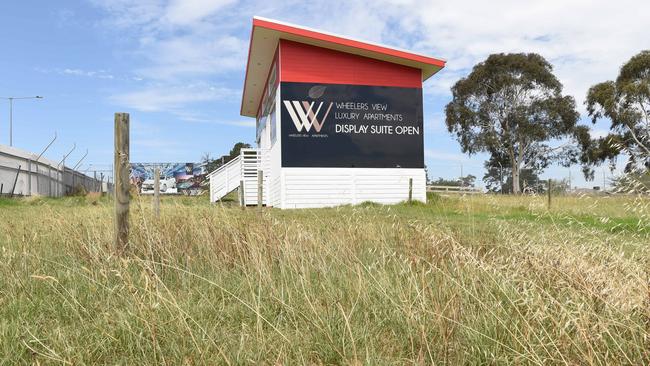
top-left (0, 0), bottom-right (648, 188)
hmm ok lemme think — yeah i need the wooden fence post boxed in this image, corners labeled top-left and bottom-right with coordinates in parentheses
top-left (408, 178), bottom-right (413, 203)
top-left (257, 170), bottom-right (263, 210)
top-left (547, 179), bottom-right (552, 209)
top-left (239, 180), bottom-right (245, 209)
top-left (153, 167), bottom-right (160, 218)
top-left (114, 113), bottom-right (130, 254)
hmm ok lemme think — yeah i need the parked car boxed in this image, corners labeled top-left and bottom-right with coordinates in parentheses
top-left (141, 176), bottom-right (176, 193)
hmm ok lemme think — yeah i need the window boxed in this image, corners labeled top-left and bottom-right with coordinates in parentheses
top-left (269, 104), bottom-right (277, 145)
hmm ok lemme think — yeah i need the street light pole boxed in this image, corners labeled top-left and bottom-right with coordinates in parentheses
top-left (9, 98), bottom-right (12, 147)
top-left (2, 96), bottom-right (43, 147)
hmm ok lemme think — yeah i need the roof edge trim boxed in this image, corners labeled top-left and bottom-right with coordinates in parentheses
top-left (252, 16), bottom-right (446, 68)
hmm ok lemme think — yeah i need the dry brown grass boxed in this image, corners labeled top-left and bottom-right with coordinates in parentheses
top-left (0, 194), bottom-right (648, 364)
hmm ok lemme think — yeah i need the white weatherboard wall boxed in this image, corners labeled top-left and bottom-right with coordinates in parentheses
top-left (267, 91), bottom-right (282, 207)
top-left (256, 87), bottom-right (282, 207)
top-left (279, 168), bottom-right (426, 209)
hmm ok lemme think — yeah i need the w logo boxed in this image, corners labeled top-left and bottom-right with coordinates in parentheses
top-left (283, 101), bottom-right (333, 133)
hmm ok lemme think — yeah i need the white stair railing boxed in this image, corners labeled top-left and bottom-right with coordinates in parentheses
top-left (208, 155), bottom-right (242, 202)
top-left (208, 148), bottom-right (269, 205)
top-left (240, 148), bottom-right (269, 206)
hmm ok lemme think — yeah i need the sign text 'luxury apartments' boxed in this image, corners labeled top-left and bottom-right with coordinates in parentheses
top-left (280, 82), bottom-right (423, 168)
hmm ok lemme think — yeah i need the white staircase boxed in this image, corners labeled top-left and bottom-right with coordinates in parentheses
top-left (208, 148), bottom-right (268, 205)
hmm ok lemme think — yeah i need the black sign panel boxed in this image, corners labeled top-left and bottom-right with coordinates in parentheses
top-left (281, 82), bottom-right (424, 168)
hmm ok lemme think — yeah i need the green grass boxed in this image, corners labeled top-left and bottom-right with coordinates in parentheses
top-left (0, 193), bottom-right (648, 364)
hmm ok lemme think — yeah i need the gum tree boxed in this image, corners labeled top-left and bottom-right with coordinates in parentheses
top-left (582, 50), bottom-right (650, 174)
top-left (445, 53), bottom-right (580, 194)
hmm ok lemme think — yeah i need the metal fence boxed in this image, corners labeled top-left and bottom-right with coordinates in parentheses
top-left (0, 144), bottom-right (111, 197)
top-left (426, 185), bottom-right (483, 194)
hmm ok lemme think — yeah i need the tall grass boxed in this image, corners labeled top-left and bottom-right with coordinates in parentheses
top-left (0, 194), bottom-right (648, 364)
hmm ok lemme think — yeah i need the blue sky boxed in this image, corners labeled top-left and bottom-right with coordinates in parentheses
top-left (1, 0), bottom-right (647, 187)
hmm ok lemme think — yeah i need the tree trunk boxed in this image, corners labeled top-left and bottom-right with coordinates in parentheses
top-left (512, 164), bottom-right (521, 194)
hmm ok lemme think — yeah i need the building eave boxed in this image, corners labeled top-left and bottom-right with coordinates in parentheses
top-left (240, 16), bottom-right (446, 118)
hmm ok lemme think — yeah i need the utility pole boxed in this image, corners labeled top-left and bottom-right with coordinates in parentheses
top-left (460, 163), bottom-right (464, 188)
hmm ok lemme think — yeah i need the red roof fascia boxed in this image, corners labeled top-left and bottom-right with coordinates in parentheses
top-left (252, 18), bottom-right (446, 69)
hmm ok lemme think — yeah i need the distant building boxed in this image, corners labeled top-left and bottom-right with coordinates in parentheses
top-left (209, 17), bottom-right (446, 208)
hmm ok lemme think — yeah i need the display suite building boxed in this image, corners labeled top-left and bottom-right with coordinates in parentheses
top-left (209, 17), bottom-right (445, 209)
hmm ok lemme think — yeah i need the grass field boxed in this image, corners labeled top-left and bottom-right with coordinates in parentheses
top-left (0, 193), bottom-right (648, 364)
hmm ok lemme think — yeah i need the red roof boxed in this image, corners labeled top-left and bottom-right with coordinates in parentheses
top-left (241, 17), bottom-right (446, 117)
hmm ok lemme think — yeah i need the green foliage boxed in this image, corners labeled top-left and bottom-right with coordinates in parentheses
top-left (484, 166), bottom-right (543, 194)
top-left (583, 50), bottom-right (650, 175)
top-left (445, 53), bottom-right (581, 193)
top-left (430, 175), bottom-right (476, 187)
top-left (430, 177), bottom-right (461, 186)
top-left (549, 178), bottom-right (570, 194)
top-left (612, 170), bottom-right (650, 193)
top-left (203, 142), bottom-right (252, 174)
top-left (66, 184), bottom-right (88, 197)
top-left (229, 142), bottom-right (252, 159)
top-left (425, 191), bottom-right (441, 202)
top-left (460, 174), bottom-right (476, 187)
top-left (483, 154), bottom-right (544, 193)
top-left (0, 197), bottom-right (20, 207)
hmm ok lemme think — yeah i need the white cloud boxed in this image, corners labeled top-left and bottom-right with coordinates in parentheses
top-left (36, 67), bottom-right (116, 80)
top-left (249, 0), bottom-right (647, 115)
top-left (93, 0), bottom-right (650, 121)
top-left (383, 0), bottom-right (648, 113)
top-left (589, 129), bottom-right (611, 139)
top-left (425, 149), bottom-right (472, 163)
top-left (110, 83), bottom-right (237, 112)
top-left (93, 0), bottom-right (246, 114)
top-left (91, 0), bottom-right (166, 29)
top-left (93, 0), bottom-right (244, 80)
top-left (172, 110), bottom-right (256, 127)
top-left (61, 68), bottom-right (115, 79)
top-left (423, 112), bottom-right (447, 132)
top-left (135, 35), bottom-right (246, 80)
top-left (164, 0), bottom-right (237, 26)
top-left (184, 117), bottom-right (255, 127)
